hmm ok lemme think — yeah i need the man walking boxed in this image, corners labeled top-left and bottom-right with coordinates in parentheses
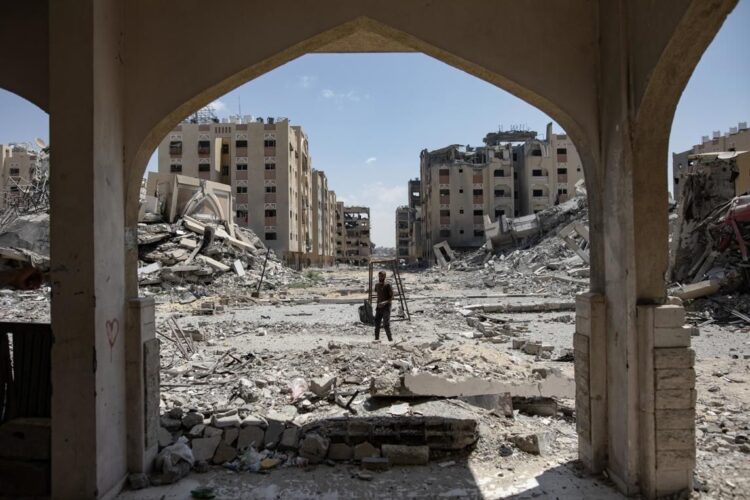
top-left (374, 270), bottom-right (394, 341)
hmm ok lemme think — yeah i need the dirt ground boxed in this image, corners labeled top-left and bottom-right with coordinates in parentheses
top-left (2, 265), bottom-right (748, 499)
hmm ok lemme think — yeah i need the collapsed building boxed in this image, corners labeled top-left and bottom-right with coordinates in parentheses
top-left (409, 124), bottom-right (585, 264)
top-left (336, 204), bottom-right (372, 266)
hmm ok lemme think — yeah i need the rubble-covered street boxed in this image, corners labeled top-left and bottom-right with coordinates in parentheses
top-left (1, 196), bottom-right (748, 499)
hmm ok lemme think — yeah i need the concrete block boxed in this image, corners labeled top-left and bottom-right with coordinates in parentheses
top-left (654, 305), bottom-right (685, 328)
top-left (653, 326), bottom-right (692, 348)
top-left (327, 443), bottom-right (353, 460)
top-left (656, 429), bottom-right (695, 450)
top-left (654, 348), bottom-right (694, 369)
top-left (237, 425), bottom-right (265, 451)
top-left (279, 427), bottom-right (300, 451)
top-left (656, 449), bottom-right (695, 469)
top-left (575, 295), bottom-right (592, 320)
top-left (310, 375), bottom-right (337, 397)
top-left (181, 411), bottom-right (204, 430)
top-left (212, 440), bottom-right (237, 464)
top-left (575, 315), bottom-right (591, 336)
top-left (655, 390), bottom-right (696, 410)
top-left (211, 410), bottom-right (241, 428)
top-left (191, 435), bottom-right (221, 462)
top-left (381, 445), bottom-right (429, 465)
top-left (655, 368), bottom-right (695, 390)
top-left (511, 338), bottom-right (527, 350)
top-left (511, 432), bottom-right (555, 456)
top-left (655, 409), bottom-right (695, 430)
top-left (299, 433), bottom-right (329, 464)
top-left (203, 426), bottom-right (222, 438)
top-left (223, 428), bottom-right (239, 446)
top-left (353, 441), bottom-right (380, 461)
top-left (264, 420), bottom-right (284, 449)
top-left (655, 469), bottom-right (693, 497)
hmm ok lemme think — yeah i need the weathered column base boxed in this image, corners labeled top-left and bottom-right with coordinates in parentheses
top-left (574, 292), bottom-right (607, 473)
top-left (637, 304), bottom-right (696, 498)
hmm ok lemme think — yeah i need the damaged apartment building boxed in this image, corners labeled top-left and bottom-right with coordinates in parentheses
top-left (395, 178), bottom-right (424, 264)
top-left (409, 123), bottom-right (583, 261)
top-left (0, 142), bottom-right (48, 212)
top-left (154, 111), bottom-right (339, 268)
top-left (336, 202), bottom-right (372, 265)
top-left (673, 121), bottom-right (750, 201)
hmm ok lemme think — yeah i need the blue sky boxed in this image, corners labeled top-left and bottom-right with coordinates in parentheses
top-left (0, 1), bottom-right (747, 247)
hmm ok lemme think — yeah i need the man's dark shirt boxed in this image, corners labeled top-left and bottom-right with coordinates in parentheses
top-left (374, 282), bottom-right (394, 309)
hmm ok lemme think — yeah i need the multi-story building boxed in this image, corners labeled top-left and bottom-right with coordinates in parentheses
top-left (311, 169), bottom-right (336, 265)
top-left (411, 123), bottom-right (583, 261)
top-left (157, 113), bottom-right (337, 268)
top-left (335, 201), bottom-right (346, 262)
top-left (673, 121), bottom-right (750, 199)
top-left (512, 123), bottom-right (584, 215)
top-left (395, 206), bottom-right (410, 260)
top-left (406, 178), bottom-right (424, 264)
top-left (0, 144), bottom-right (41, 210)
top-left (340, 205), bottom-right (372, 265)
top-left (419, 141), bottom-right (516, 251)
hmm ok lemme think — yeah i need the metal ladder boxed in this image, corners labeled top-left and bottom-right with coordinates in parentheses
top-left (367, 258), bottom-right (411, 321)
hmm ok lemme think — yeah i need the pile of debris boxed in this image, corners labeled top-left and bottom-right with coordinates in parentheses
top-left (137, 173), bottom-right (299, 297)
top-left (428, 196), bottom-right (590, 297)
top-left (670, 151), bottom-right (750, 317)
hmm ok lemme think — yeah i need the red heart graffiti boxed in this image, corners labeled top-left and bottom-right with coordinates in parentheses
top-left (106, 318), bottom-right (120, 350)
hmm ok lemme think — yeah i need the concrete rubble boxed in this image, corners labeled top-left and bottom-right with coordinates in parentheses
top-left (1, 183), bottom-right (749, 497)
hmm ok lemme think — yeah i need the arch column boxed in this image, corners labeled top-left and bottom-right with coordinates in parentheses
top-left (48, 1), bottom-right (135, 497)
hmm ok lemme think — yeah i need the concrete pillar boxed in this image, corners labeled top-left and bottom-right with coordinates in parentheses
top-left (49, 0), bottom-right (128, 497)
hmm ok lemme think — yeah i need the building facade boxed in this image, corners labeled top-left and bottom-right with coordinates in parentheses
top-left (340, 205), bottom-right (372, 265)
top-left (673, 121), bottom-right (750, 199)
top-left (409, 123), bottom-right (583, 261)
top-left (395, 206), bottom-right (409, 259)
top-left (0, 144), bottom-right (41, 210)
top-left (311, 169), bottom-right (336, 265)
top-left (419, 141), bottom-right (516, 251)
top-left (513, 123), bottom-right (584, 215)
top-left (157, 115), bottom-right (339, 268)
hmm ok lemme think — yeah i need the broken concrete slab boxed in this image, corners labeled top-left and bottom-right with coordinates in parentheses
top-left (237, 425), bottom-right (265, 451)
top-left (310, 375), bottom-right (336, 398)
top-left (191, 435), bottom-right (221, 462)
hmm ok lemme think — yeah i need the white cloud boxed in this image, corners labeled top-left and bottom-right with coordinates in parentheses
top-left (320, 89), bottom-right (363, 108)
top-left (210, 99), bottom-right (227, 113)
top-left (338, 182), bottom-right (407, 247)
top-left (298, 75), bottom-right (317, 88)
top-left (365, 157), bottom-right (377, 165)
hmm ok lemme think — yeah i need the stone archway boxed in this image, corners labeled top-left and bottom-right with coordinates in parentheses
top-left (2, 0), bottom-right (732, 497)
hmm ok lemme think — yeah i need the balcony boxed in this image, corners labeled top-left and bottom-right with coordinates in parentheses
top-left (557, 174), bottom-right (568, 183)
top-left (265, 217), bottom-right (277, 226)
top-left (264, 170), bottom-right (276, 180)
top-left (197, 147), bottom-right (210, 157)
top-left (557, 154), bottom-right (568, 163)
top-left (472, 175), bottom-right (483, 184)
top-left (169, 147), bottom-right (182, 157)
top-left (473, 216), bottom-right (484, 224)
top-left (439, 195), bottom-right (450, 205)
top-left (472, 196), bottom-right (483, 204)
top-left (439, 216), bottom-right (450, 225)
top-left (236, 147), bottom-right (248, 157)
top-left (264, 147), bottom-right (276, 156)
top-left (265, 193), bottom-right (276, 203)
top-left (236, 170), bottom-right (248, 180)
top-left (438, 176), bottom-right (449, 185)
